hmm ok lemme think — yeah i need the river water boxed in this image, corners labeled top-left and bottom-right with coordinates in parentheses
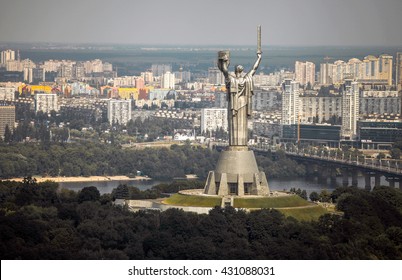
top-left (59, 176), bottom-right (390, 195)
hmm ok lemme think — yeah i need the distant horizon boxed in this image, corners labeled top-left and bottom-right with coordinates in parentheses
top-left (1, 41), bottom-right (402, 50)
top-left (2, 43), bottom-right (402, 75)
top-left (2, 0), bottom-right (402, 47)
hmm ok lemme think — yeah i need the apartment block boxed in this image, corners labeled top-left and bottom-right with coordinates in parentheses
top-left (35, 93), bottom-right (58, 113)
top-left (107, 99), bottom-right (132, 125)
top-left (200, 108), bottom-right (228, 133)
top-left (0, 105), bottom-right (15, 138)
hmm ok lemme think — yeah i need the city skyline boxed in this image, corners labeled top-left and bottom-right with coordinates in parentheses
top-left (0, 0), bottom-right (402, 47)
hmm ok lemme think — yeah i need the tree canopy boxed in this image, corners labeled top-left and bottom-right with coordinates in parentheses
top-left (1, 180), bottom-right (402, 260)
top-left (0, 142), bottom-right (306, 180)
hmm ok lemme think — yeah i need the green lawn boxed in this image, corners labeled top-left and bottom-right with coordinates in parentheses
top-left (163, 194), bottom-right (222, 207)
top-left (233, 195), bottom-right (310, 208)
top-left (164, 193), bottom-right (331, 221)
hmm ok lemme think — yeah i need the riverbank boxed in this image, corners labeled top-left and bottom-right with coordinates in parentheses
top-left (5, 175), bottom-right (151, 183)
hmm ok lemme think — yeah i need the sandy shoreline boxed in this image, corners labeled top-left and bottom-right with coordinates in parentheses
top-left (4, 175), bottom-right (151, 183)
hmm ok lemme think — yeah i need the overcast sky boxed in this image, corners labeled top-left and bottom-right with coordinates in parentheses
top-left (0, 0), bottom-right (401, 46)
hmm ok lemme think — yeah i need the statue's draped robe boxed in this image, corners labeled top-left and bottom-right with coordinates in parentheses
top-left (226, 73), bottom-right (253, 146)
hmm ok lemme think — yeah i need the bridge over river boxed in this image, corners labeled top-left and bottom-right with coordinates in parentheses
top-left (250, 144), bottom-right (402, 190)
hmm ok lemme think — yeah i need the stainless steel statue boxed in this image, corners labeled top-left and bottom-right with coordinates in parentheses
top-left (217, 26), bottom-right (262, 146)
top-left (203, 26), bottom-right (270, 197)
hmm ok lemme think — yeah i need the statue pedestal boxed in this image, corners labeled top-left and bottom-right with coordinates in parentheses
top-left (203, 146), bottom-right (270, 196)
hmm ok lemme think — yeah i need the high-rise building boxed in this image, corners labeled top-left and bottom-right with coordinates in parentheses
top-left (141, 71), bottom-right (154, 84)
top-left (200, 108), bottom-right (228, 133)
top-left (341, 80), bottom-right (359, 140)
top-left (113, 76), bottom-right (136, 87)
top-left (35, 93), bottom-right (58, 113)
top-left (252, 89), bottom-right (280, 111)
top-left (295, 61), bottom-right (315, 86)
top-left (319, 55), bottom-right (392, 86)
top-left (362, 55), bottom-right (379, 80)
top-left (214, 91), bottom-right (228, 108)
top-left (0, 105), bottom-right (15, 138)
top-left (151, 64), bottom-right (171, 76)
top-left (396, 53), bottom-right (402, 91)
top-left (345, 58), bottom-right (362, 80)
top-left (300, 95), bottom-right (342, 123)
top-left (161, 71), bottom-right (175, 89)
top-left (332, 60), bottom-right (346, 84)
top-left (83, 59), bottom-right (103, 73)
top-left (6, 59), bottom-right (36, 72)
top-left (73, 63), bottom-right (85, 79)
top-left (254, 72), bottom-right (280, 86)
top-left (305, 61), bottom-right (315, 86)
top-left (378, 54), bottom-right (393, 86)
top-left (175, 70), bottom-right (191, 83)
top-left (42, 60), bottom-right (60, 72)
top-left (24, 67), bottom-right (45, 83)
top-left (281, 79), bottom-right (300, 125)
top-left (107, 99), bottom-right (132, 125)
top-left (1, 49), bottom-right (15, 65)
top-left (359, 90), bottom-right (400, 116)
top-left (0, 87), bottom-right (16, 101)
top-left (103, 62), bottom-right (113, 72)
top-left (294, 61), bottom-right (305, 85)
top-left (58, 64), bottom-right (73, 79)
top-left (208, 67), bottom-right (225, 85)
top-left (319, 62), bottom-right (334, 85)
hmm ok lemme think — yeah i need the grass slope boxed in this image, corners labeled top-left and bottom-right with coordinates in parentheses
top-left (164, 193), bottom-right (331, 221)
top-left (163, 193), bottom-right (221, 207)
top-left (233, 195), bottom-right (310, 208)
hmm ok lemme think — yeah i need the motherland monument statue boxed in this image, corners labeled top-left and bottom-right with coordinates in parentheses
top-left (203, 26), bottom-right (270, 197)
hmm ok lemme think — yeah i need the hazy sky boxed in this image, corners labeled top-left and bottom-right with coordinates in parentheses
top-left (0, 0), bottom-right (401, 46)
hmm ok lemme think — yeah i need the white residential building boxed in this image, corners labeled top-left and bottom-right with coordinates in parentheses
top-left (300, 95), bottom-right (342, 123)
top-left (35, 93), bottom-right (58, 113)
top-left (1, 49), bottom-right (15, 65)
top-left (83, 59), bottom-right (104, 73)
top-left (113, 76), bottom-right (137, 87)
top-left (341, 80), bottom-right (360, 140)
top-left (141, 71), bottom-right (154, 84)
top-left (281, 79), bottom-right (300, 125)
top-left (295, 61), bottom-right (315, 86)
top-left (0, 87), bottom-right (16, 101)
top-left (319, 62), bottom-right (334, 85)
top-left (42, 60), bottom-right (62, 72)
top-left (161, 71), bottom-right (175, 89)
top-left (6, 59), bottom-right (36, 72)
top-left (252, 89), bottom-right (281, 111)
top-left (103, 62), bottom-right (113, 72)
top-left (201, 108), bottom-right (228, 133)
top-left (107, 99), bottom-right (132, 125)
top-left (319, 54), bottom-right (393, 86)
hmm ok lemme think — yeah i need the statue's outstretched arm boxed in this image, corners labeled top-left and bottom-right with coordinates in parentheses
top-left (218, 59), bottom-right (230, 79)
top-left (248, 52), bottom-right (262, 76)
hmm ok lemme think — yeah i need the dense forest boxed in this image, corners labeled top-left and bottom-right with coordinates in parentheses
top-left (1, 179), bottom-right (402, 259)
top-left (0, 142), bottom-right (306, 179)
top-left (0, 142), bottom-right (218, 179)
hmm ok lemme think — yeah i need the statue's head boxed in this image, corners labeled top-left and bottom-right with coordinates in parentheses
top-left (235, 65), bottom-right (244, 75)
